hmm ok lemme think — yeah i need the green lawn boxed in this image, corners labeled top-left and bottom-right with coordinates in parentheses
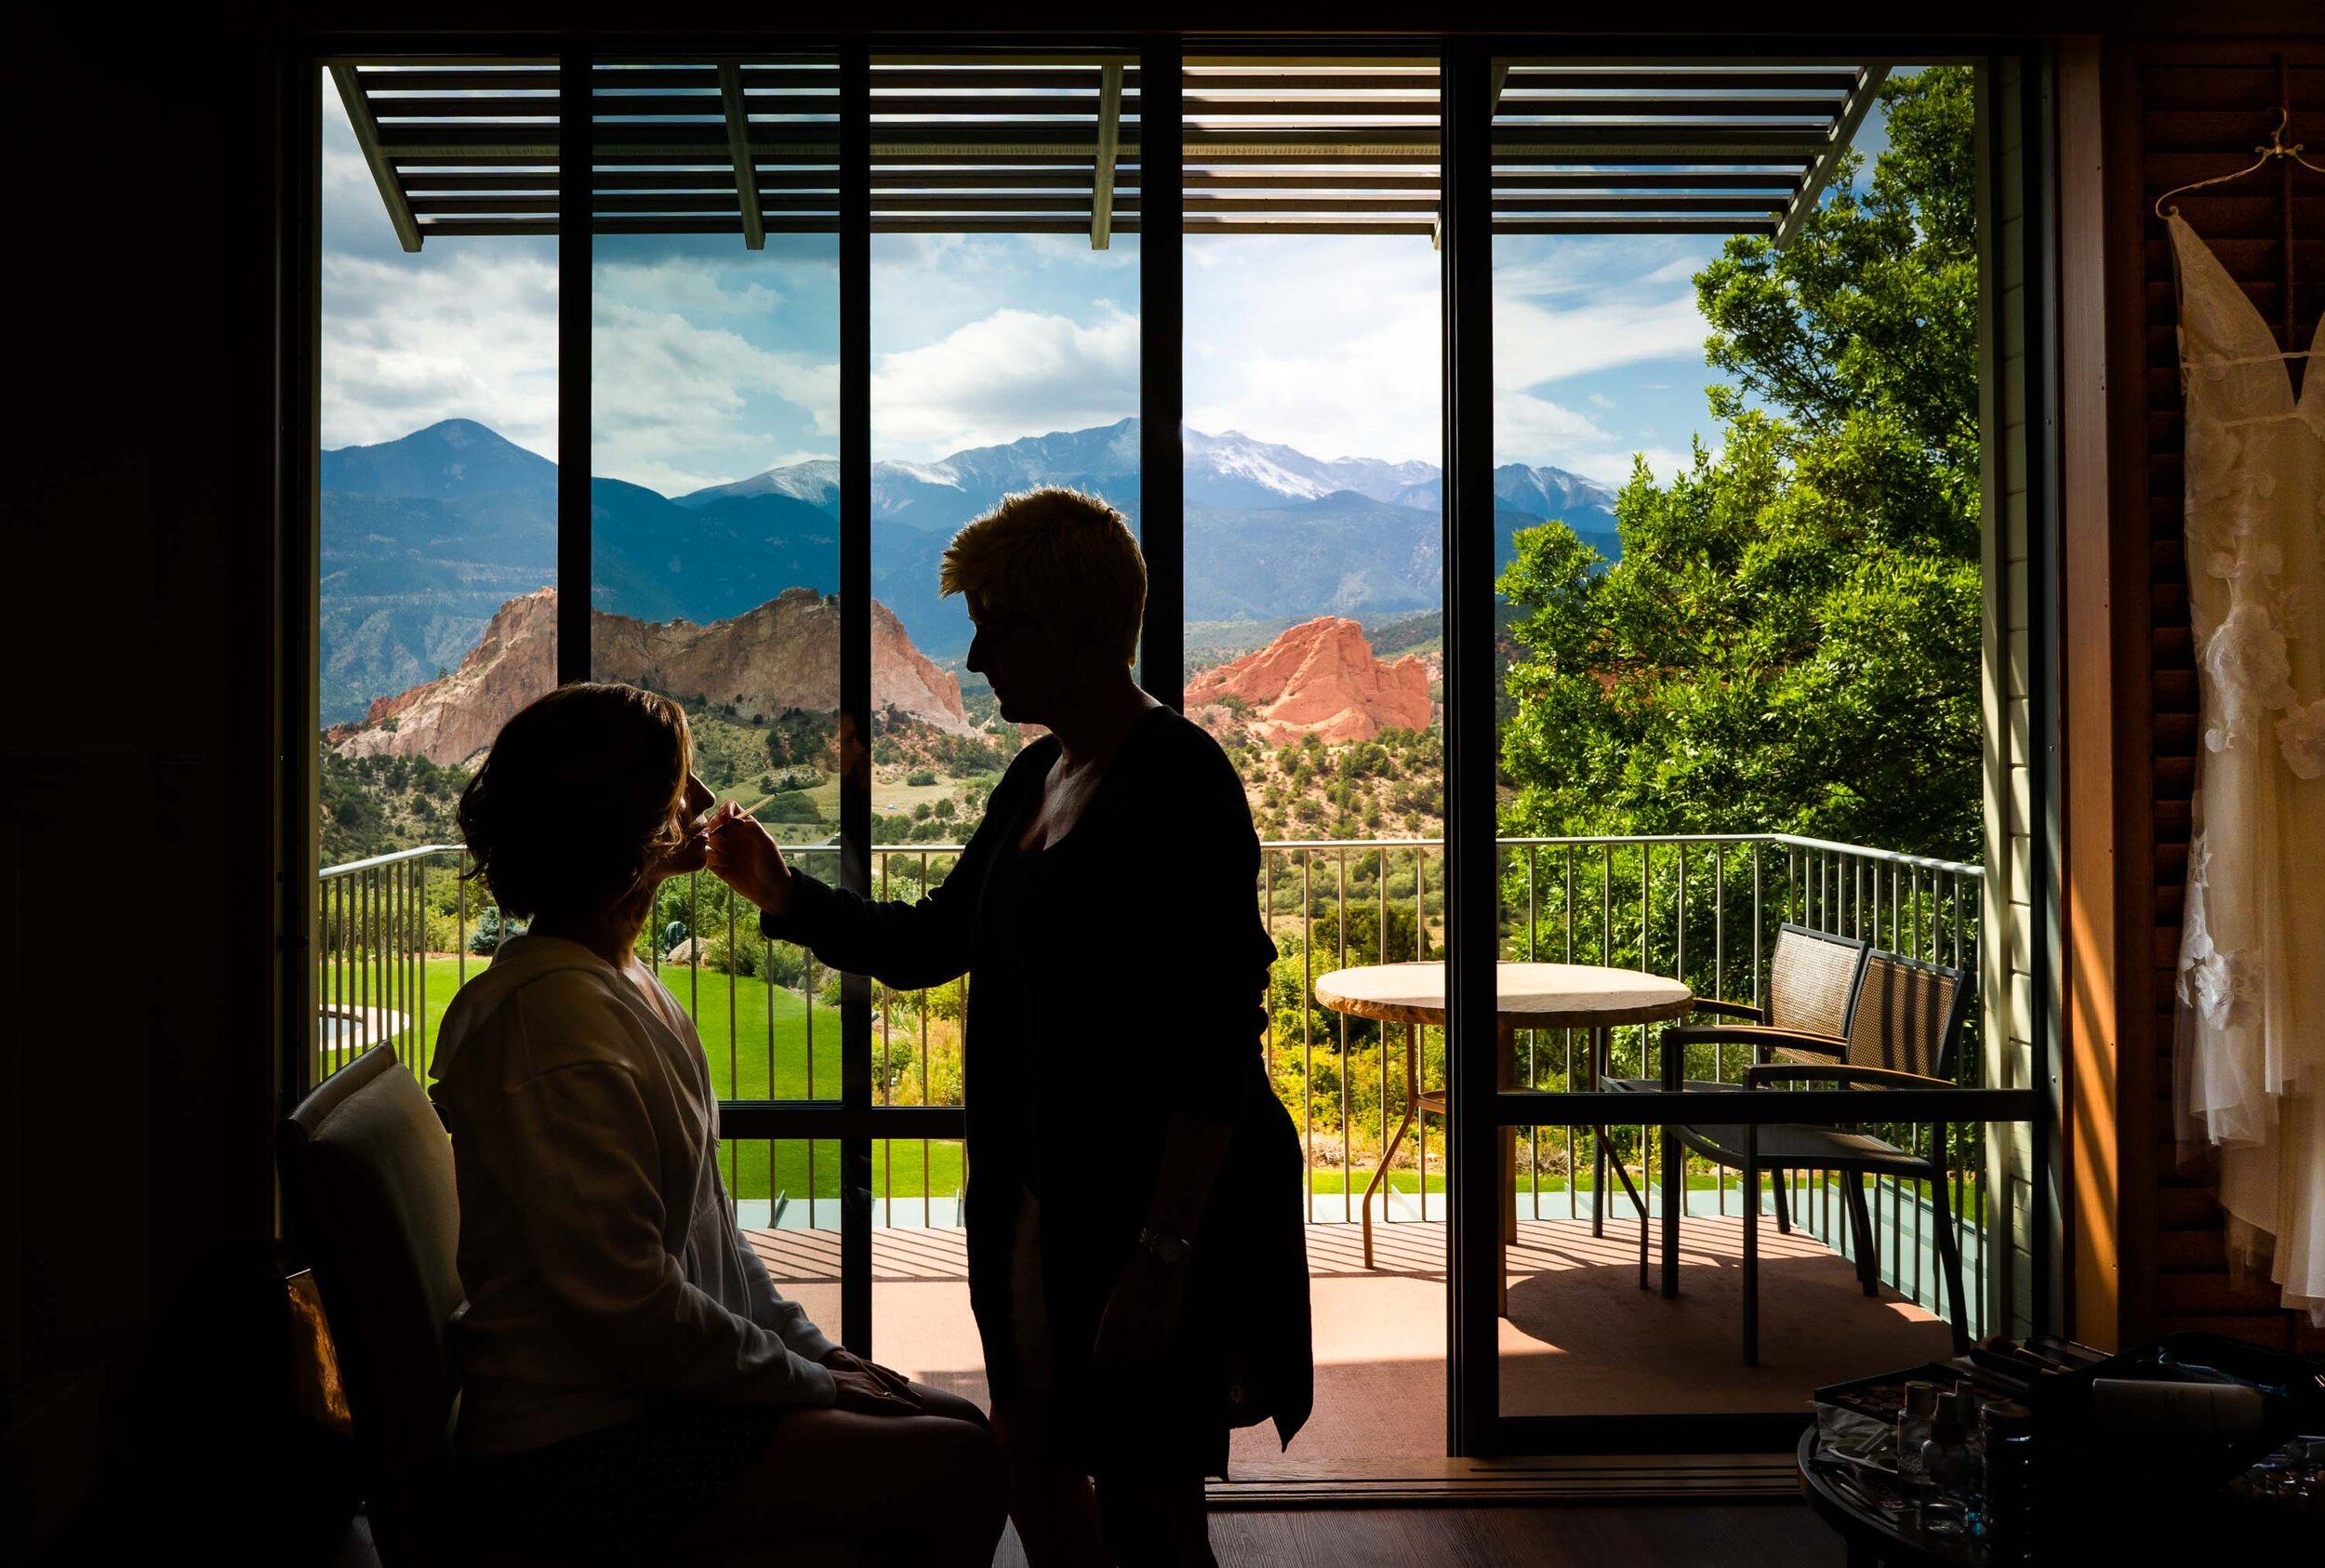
top-left (407, 958), bottom-right (947, 1203)
top-left (413, 957), bottom-right (845, 1096)
top-left (392, 959), bottom-right (1982, 1219)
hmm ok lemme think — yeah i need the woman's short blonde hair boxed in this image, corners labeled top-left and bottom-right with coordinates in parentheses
top-left (939, 487), bottom-right (1146, 666)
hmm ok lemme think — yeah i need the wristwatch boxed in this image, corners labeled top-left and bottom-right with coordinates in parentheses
top-left (1136, 1226), bottom-right (1193, 1265)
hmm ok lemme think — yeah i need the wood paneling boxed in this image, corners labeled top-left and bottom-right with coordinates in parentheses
top-left (2109, 42), bottom-right (2323, 1355)
top-left (2060, 35), bottom-right (2121, 1349)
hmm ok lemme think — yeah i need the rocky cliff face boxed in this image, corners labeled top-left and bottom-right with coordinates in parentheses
top-left (1182, 617), bottom-right (1434, 746)
top-left (335, 587), bottom-right (972, 766)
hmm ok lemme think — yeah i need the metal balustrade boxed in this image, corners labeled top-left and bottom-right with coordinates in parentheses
top-left (312, 831), bottom-right (1987, 1331)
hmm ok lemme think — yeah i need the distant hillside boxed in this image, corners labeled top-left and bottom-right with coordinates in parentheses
top-left (320, 417), bottom-right (1627, 724)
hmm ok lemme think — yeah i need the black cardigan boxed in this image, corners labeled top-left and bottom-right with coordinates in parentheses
top-left (763, 707), bottom-right (1311, 1474)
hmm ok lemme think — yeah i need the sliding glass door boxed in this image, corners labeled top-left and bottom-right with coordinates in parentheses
top-left (302, 28), bottom-right (2059, 1463)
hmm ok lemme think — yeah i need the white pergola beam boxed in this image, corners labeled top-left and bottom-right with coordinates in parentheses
top-left (718, 60), bottom-right (766, 250)
top-left (331, 65), bottom-right (424, 252)
top-left (1091, 62), bottom-right (1123, 250)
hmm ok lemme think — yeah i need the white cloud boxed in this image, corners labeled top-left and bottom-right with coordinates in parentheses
top-left (321, 246), bottom-right (562, 458)
top-left (1491, 291), bottom-right (1710, 392)
top-left (594, 257), bottom-right (787, 322)
top-left (1495, 392), bottom-right (1612, 456)
top-left (589, 296), bottom-right (838, 493)
top-left (1184, 236), bottom-right (1442, 462)
top-left (870, 304), bottom-right (1138, 458)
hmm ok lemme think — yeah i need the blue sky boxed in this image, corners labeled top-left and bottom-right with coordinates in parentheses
top-left (321, 76), bottom-right (1908, 497)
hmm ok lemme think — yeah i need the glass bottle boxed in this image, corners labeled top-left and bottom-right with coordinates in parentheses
top-left (1954, 1379), bottom-right (1988, 1468)
top-left (1896, 1381), bottom-right (1939, 1486)
top-left (1980, 1400), bottom-right (2036, 1563)
top-left (1922, 1394), bottom-right (1970, 1492)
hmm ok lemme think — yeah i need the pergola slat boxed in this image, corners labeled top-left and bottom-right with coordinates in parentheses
top-left (1185, 193), bottom-right (1440, 212)
top-left (1494, 97), bottom-right (1845, 119)
top-left (880, 193), bottom-right (1145, 213)
top-left (1494, 194), bottom-right (1790, 214)
top-left (869, 67), bottom-right (1141, 91)
top-left (1500, 68), bottom-right (1862, 92)
top-left (1495, 171), bottom-right (1800, 191)
top-left (345, 54), bottom-right (1880, 246)
top-left (1493, 217), bottom-right (1775, 233)
top-left (365, 96), bottom-right (564, 118)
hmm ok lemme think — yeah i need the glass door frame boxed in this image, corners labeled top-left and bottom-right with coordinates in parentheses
top-left (1435, 36), bottom-right (2065, 1456)
top-left (283, 21), bottom-right (2067, 1450)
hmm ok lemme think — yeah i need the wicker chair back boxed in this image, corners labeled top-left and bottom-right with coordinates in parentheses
top-left (1845, 951), bottom-right (1971, 1081)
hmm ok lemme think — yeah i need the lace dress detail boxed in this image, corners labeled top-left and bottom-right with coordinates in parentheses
top-left (2168, 214), bottom-right (2325, 1325)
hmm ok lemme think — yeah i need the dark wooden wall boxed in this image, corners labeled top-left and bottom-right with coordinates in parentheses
top-left (2111, 43), bottom-right (2323, 1352)
top-left (2, 28), bottom-right (286, 1554)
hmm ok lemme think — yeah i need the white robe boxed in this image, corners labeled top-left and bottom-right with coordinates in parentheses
top-left (432, 934), bottom-right (839, 1455)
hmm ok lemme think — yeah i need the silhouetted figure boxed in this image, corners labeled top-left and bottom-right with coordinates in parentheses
top-left (438, 683), bottom-right (1005, 1565)
top-left (711, 490), bottom-right (1313, 1568)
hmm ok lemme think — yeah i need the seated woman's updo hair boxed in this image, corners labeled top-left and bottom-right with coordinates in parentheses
top-left (457, 683), bottom-right (691, 922)
top-left (939, 487), bottom-right (1146, 665)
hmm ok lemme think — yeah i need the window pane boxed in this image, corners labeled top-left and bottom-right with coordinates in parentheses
top-left (314, 62), bottom-right (561, 1083)
top-left (587, 58), bottom-right (844, 1083)
top-left (1171, 54), bottom-right (1453, 1470)
top-left (1487, 60), bottom-right (1995, 1418)
top-left (867, 56), bottom-right (1141, 833)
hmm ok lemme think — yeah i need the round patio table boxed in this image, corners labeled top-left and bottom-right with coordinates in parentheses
top-left (1311, 961), bottom-right (1693, 1305)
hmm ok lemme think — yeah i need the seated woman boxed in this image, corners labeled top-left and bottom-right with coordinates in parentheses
top-left (708, 490), bottom-right (1312, 1568)
top-left (432, 682), bottom-right (1005, 1566)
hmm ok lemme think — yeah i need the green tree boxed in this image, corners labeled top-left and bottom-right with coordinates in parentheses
top-left (1498, 67), bottom-right (1982, 861)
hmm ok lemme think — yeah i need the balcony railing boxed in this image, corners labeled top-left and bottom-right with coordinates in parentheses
top-left (313, 831), bottom-right (1986, 1335)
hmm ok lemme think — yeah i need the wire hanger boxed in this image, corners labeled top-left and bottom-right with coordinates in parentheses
top-left (2155, 105), bottom-right (2325, 219)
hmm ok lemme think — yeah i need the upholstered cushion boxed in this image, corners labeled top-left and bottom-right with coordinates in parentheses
top-left (280, 1046), bottom-right (464, 1562)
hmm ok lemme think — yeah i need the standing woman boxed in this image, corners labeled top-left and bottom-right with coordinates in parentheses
top-left (709, 489), bottom-right (1311, 1568)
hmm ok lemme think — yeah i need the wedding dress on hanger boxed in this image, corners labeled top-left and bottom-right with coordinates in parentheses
top-left (2168, 212), bottom-right (2325, 1325)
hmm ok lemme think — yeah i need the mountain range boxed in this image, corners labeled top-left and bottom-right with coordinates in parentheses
top-left (318, 417), bottom-right (1621, 724)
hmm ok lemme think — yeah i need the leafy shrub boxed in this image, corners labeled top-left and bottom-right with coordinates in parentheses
top-left (700, 934), bottom-right (759, 977)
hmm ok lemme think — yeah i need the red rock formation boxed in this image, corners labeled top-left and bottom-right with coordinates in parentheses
top-left (337, 589), bottom-right (560, 766)
top-left (1183, 617), bottom-right (1433, 746)
top-left (337, 587), bottom-right (973, 767)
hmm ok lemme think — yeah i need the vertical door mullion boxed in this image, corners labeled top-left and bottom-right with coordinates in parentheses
top-left (1441, 40), bottom-right (1497, 1459)
top-left (1138, 37), bottom-right (1184, 708)
top-left (284, 53), bottom-right (323, 1111)
top-left (556, 43), bottom-right (591, 687)
top-left (838, 40), bottom-right (875, 1358)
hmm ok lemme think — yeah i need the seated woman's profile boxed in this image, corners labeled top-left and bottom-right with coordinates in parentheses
top-left (432, 682), bottom-right (1003, 1565)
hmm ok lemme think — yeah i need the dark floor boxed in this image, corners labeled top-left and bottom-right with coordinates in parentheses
top-left (332, 1504), bottom-right (1842, 1568)
top-left (1009, 1503), bottom-right (1843, 1568)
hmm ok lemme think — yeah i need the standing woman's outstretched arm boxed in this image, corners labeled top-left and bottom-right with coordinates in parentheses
top-left (704, 750), bottom-right (1040, 990)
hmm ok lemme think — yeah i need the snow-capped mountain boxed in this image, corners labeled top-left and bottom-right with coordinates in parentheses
top-left (321, 417), bottom-right (1628, 720)
top-left (682, 418), bottom-right (1614, 525)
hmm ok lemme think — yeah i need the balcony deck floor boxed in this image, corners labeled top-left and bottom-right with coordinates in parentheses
top-left (748, 1214), bottom-right (1953, 1465)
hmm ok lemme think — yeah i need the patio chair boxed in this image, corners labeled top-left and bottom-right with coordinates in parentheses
top-left (1591, 924), bottom-right (1871, 1273)
top-left (1654, 950), bottom-right (1975, 1365)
